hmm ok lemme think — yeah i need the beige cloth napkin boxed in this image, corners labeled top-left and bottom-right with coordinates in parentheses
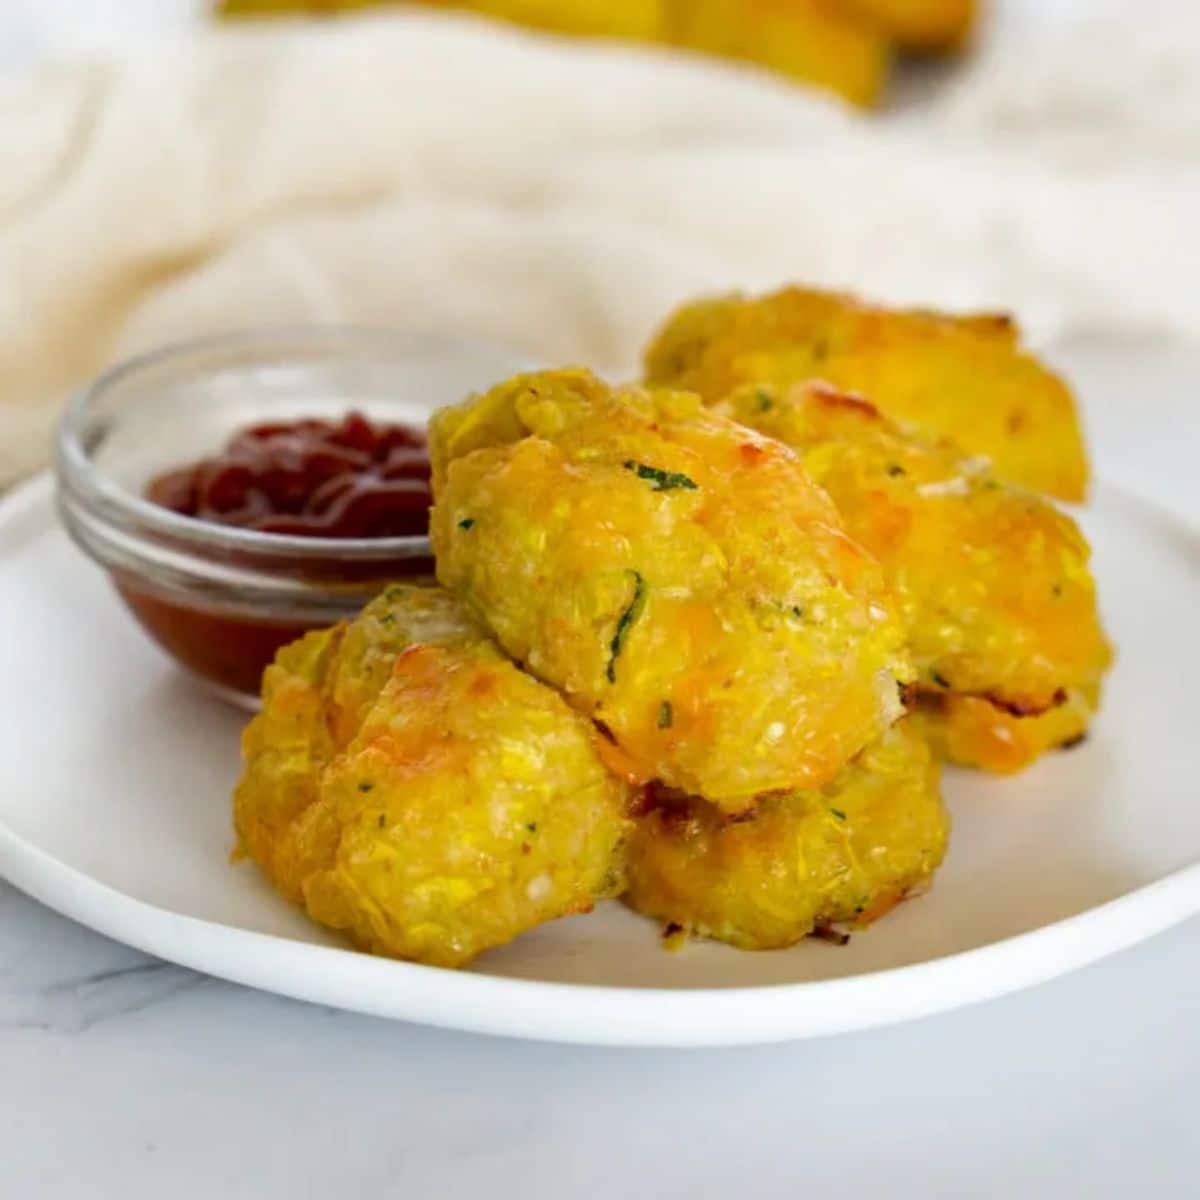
top-left (2, 5), bottom-right (1198, 487)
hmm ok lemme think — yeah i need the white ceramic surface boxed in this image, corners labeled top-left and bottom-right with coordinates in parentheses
top-left (1, 472), bottom-right (1197, 1046)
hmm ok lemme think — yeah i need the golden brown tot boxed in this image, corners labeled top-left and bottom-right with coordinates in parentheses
top-left (717, 382), bottom-right (1111, 772)
top-left (234, 585), bottom-right (631, 967)
top-left (645, 286), bottom-right (1089, 502)
top-left (626, 720), bottom-right (948, 949)
top-left (430, 368), bottom-right (912, 810)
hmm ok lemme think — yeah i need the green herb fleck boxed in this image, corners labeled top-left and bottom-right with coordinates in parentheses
top-left (930, 670), bottom-right (951, 689)
top-left (886, 463), bottom-right (906, 477)
top-left (755, 388), bottom-right (773, 412)
top-left (377, 814), bottom-right (386, 829)
top-left (358, 781), bottom-right (375, 793)
top-left (623, 461), bottom-right (698, 492)
top-left (1051, 583), bottom-right (1063, 597)
top-left (658, 700), bottom-right (673, 729)
top-left (812, 338), bottom-right (830, 362)
top-left (458, 517), bottom-right (475, 531)
top-left (790, 605), bottom-right (805, 619)
top-left (830, 808), bottom-right (847, 822)
top-left (607, 570), bottom-right (647, 683)
top-left (526, 822), bottom-right (538, 834)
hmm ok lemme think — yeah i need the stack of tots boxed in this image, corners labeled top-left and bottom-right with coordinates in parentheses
top-left (234, 285), bottom-right (1110, 967)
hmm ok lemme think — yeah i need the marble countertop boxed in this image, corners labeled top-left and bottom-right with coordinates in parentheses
top-left (2, 876), bottom-right (1199, 1199)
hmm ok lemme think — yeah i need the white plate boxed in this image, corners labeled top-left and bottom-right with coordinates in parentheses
top-left (1, 473), bottom-right (1197, 1047)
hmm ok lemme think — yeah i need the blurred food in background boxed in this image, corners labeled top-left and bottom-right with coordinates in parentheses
top-left (668, 1), bottom-right (887, 109)
top-left (215, 0), bottom-right (979, 107)
top-left (845, 0), bottom-right (973, 51)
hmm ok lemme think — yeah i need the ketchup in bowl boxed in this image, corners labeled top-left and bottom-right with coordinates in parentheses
top-left (127, 412), bottom-right (435, 702)
top-left (145, 412), bottom-right (433, 538)
top-left (57, 327), bottom-right (530, 710)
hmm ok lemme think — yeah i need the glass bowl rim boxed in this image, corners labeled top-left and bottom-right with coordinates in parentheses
top-left (56, 325), bottom-right (520, 562)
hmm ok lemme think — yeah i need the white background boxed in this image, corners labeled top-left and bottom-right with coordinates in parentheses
top-left (2, 4), bottom-right (1198, 1198)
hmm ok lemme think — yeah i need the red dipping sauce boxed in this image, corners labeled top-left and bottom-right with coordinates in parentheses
top-left (129, 412), bottom-right (434, 701)
top-left (145, 412), bottom-right (432, 539)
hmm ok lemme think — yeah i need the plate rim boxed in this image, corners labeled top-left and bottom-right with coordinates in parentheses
top-left (3, 470), bottom-right (1199, 1047)
top-left (4, 815), bottom-right (1199, 1047)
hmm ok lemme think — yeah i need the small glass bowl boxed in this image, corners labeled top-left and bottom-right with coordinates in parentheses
top-left (56, 328), bottom-right (529, 708)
